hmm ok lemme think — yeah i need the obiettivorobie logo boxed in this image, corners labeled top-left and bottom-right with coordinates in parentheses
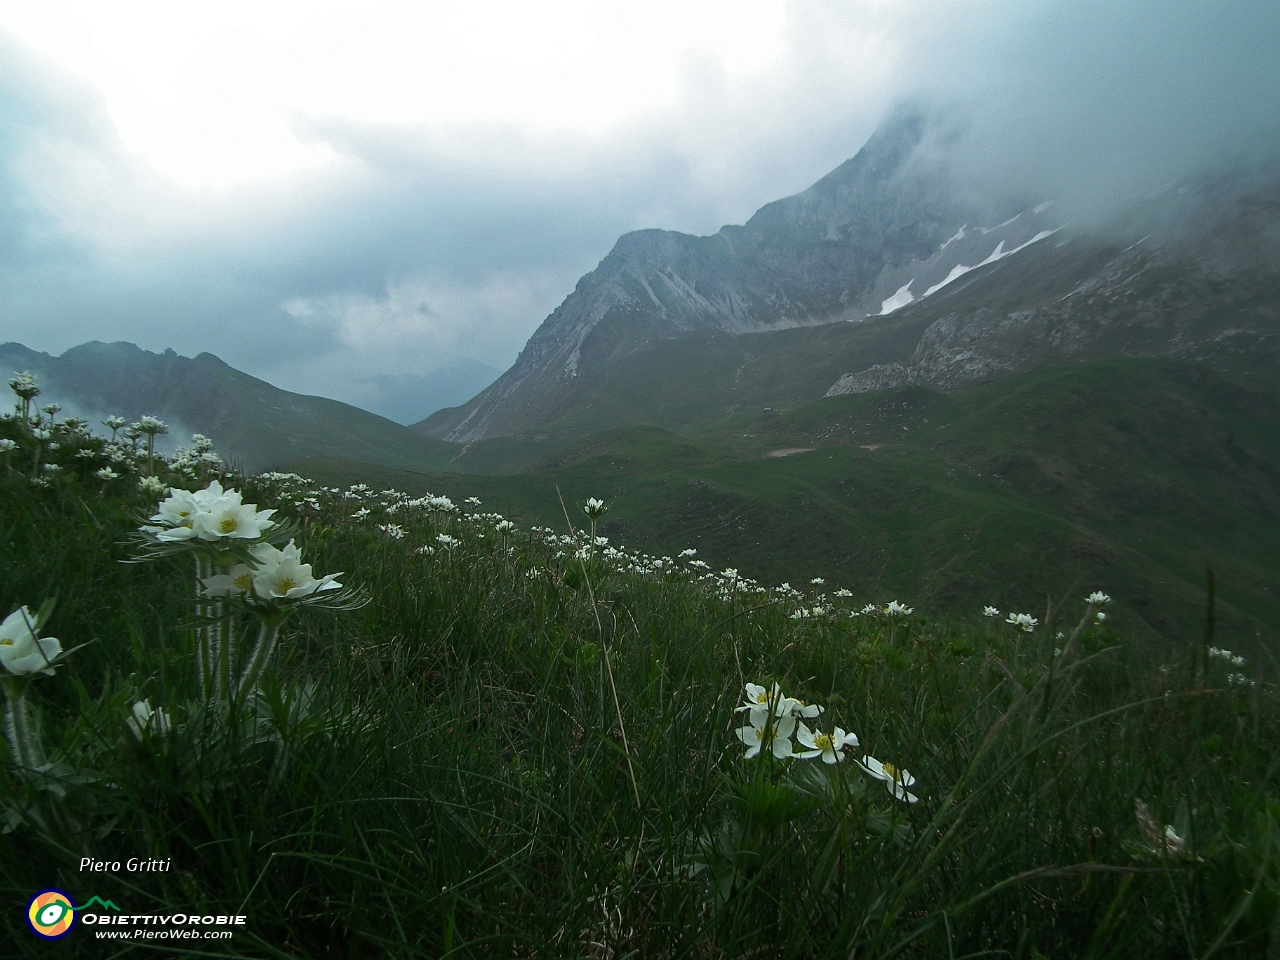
top-left (26, 889), bottom-right (247, 941)
top-left (26, 890), bottom-right (120, 939)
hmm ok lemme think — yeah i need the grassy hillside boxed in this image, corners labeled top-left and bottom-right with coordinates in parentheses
top-left (0, 340), bottom-right (461, 474)
top-left (2, 427), bottom-right (1277, 957)
top-left (294, 359), bottom-right (1280, 651)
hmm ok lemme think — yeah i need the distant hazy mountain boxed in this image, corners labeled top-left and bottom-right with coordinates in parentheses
top-left (418, 106), bottom-right (1279, 446)
top-left (360, 357), bottom-right (501, 425)
top-left (0, 341), bottom-right (458, 473)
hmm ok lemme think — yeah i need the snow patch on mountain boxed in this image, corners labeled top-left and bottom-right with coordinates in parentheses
top-left (879, 281), bottom-right (916, 315)
top-left (879, 224), bottom-right (1061, 313)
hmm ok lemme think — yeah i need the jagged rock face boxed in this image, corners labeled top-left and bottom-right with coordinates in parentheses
top-left (421, 108), bottom-right (1015, 443)
top-left (827, 176), bottom-right (1280, 397)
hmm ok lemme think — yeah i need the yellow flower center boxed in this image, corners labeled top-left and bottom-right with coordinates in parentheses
top-left (219, 517), bottom-right (239, 533)
top-left (753, 727), bottom-right (765, 742)
top-left (233, 573), bottom-right (252, 591)
top-left (0, 638), bottom-right (12, 647)
top-left (881, 762), bottom-right (901, 781)
top-left (814, 733), bottom-right (834, 751)
top-left (276, 577), bottom-right (297, 592)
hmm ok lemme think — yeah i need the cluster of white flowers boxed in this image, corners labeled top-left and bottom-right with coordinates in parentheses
top-left (144, 481), bottom-right (277, 544)
top-left (854, 601), bottom-right (914, 619)
top-left (789, 606), bottom-right (834, 620)
top-left (167, 434), bottom-right (224, 480)
top-left (201, 540), bottom-right (342, 602)
top-left (734, 683), bottom-right (917, 802)
top-left (1208, 646), bottom-right (1247, 667)
top-left (1006, 612), bottom-right (1038, 633)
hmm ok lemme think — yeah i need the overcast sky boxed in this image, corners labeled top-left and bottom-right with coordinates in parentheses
top-left (0, 0), bottom-right (1276, 421)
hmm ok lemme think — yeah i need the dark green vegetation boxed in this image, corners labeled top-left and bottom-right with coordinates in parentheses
top-left (2, 461), bottom-right (1279, 958)
top-left (295, 358), bottom-right (1280, 652)
top-left (0, 341), bottom-right (458, 474)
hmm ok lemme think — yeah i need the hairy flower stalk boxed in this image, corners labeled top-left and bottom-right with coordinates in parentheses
top-left (237, 615), bottom-right (283, 699)
top-left (3, 681), bottom-right (43, 771)
top-left (0, 604), bottom-right (62, 770)
top-left (195, 554), bottom-right (216, 695)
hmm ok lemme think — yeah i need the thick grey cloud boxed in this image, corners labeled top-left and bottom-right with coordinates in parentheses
top-left (0, 1), bottom-right (1276, 422)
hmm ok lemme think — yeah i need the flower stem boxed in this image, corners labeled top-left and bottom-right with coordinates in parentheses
top-left (237, 617), bottom-right (281, 699)
top-left (195, 554), bottom-right (216, 698)
top-left (4, 689), bottom-right (42, 771)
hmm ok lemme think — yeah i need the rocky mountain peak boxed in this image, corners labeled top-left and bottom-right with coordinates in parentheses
top-left (418, 105), bottom-right (1015, 443)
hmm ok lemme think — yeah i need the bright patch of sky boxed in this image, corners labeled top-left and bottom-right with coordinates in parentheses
top-left (0, 0), bottom-right (788, 189)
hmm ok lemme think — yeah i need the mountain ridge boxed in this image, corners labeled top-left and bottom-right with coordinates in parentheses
top-left (0, 340), bottom-right (459, 473)
top-left (416, 106), bottom-right (1027, 443)
top-left (416, 108), bottom-right (1280, 447)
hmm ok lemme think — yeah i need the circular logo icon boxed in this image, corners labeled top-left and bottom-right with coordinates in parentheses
top-left (27, 889), bottom-right (77, 939)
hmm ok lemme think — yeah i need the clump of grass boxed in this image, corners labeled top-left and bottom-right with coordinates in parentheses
top-left (0, 375), bottom-right (1278, 957)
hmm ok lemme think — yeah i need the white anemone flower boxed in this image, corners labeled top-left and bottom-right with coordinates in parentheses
top-left (1085, 591), bottom-right (1111, 605)
top-left (983, 606), bottom-right (1000, 617)
top-left (148, 487), bottom-right (201, 534)
top-left (1006, 612), bottom-right (1038, 633)
top-left (787, 697), bottom-right (824, 719)
top-left (127, 699), bottom-right (172, 739)
top-left (201, 564), bottom-right (256, 597)
top-left (735, 712), bottom-right (796, 759)
top-left (582, 497), bottom-right (608, 520)
top-left (190, 495), bottom-right (275, 541)
top-left (0, 607), bottom-right (62, 677)
top-left (858, 755), bottom-right (919, 803)
top-left (884, 600), bottom-right (913, 617)
top-left (250, 541), bottom-right (342, 600)
top-left (737, 682), bottom-right (790, 726)
top-left (796, 723), bottom-right (858, 763)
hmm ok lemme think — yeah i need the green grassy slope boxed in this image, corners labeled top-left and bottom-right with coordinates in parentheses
top-left (290, 358), bottom-right (1280, 650)
top-left (4, 458), bottom-right (1279, 956)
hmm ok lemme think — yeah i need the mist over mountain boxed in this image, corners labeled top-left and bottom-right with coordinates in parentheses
top-left (418, 107), bottom-right (1280, 446)
top-left (358, 358), bottom-right (501, 425)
